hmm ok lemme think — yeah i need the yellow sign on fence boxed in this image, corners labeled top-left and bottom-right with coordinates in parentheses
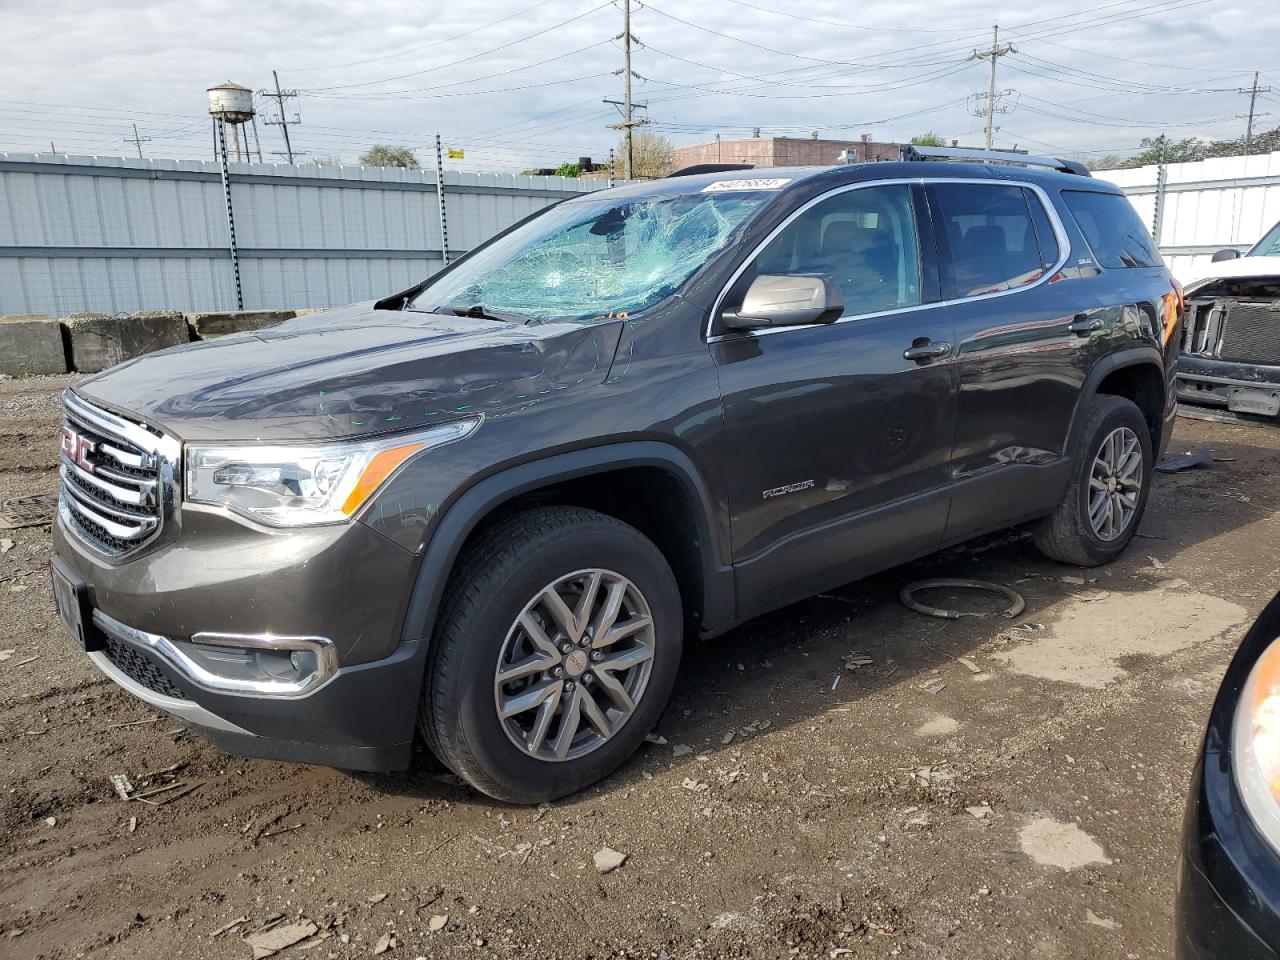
top-left (447, 148), bottom-right (464, 160)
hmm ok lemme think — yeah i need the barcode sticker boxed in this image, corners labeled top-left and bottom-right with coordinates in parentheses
top-left (701, 178), bottom-right (792, 192)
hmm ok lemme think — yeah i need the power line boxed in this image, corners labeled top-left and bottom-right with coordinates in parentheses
top-left (285, 0), bottom-right (561, 73)
top-left (297, 1), bottom-right (614, 93)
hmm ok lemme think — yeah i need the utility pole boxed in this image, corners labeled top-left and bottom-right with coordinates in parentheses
top-left (125, 122), bottom-right (151, 159)
top-left (623, 0), bottom-right (633, 178)
top-left (1243, 71), bottom-right (1273, 154)
top-left (968, 25), bottom-right (1016, 150)
top-left (605, 0), bottom-right (648, 179)
top-left (250, 113), bottom-right (264, 163)
top-left (260, 70), bottom-right (298, 164)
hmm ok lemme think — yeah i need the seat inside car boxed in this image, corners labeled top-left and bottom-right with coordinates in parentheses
top-left (818, 216), bottom-right (899, 313)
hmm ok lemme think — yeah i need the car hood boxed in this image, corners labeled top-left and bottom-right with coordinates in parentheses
top-left (75, 302), bottom-right (624, 442)
top-left (1187, 255), bottom-right (1280, 288)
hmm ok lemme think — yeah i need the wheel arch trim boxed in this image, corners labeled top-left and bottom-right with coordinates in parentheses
top-left (1066, 345), bottom-right (1168, 456)
top-left (398, 441), bottom-right (734, 658)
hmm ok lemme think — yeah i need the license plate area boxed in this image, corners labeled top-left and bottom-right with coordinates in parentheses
top-left (1228, 387), bottom-right (1280, 418)
top-left (50, 558), bottom-right (102, 652)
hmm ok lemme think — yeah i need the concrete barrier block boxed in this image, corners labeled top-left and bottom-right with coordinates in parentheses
top-left (0, 314), bottom-right (68, 376)
top-left (185, 309), bottom-right (297, 339)
top-left (65, 311), bottom-right (190, 373)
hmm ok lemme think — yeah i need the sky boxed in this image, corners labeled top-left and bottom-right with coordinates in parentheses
top-left (2, 0), bottom-right (1278, 172)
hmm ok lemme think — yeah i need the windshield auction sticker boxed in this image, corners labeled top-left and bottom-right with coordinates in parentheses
top-left (701, 178), bottom-right (792, 192)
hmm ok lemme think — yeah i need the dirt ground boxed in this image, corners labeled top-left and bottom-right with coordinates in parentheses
top-left (2, 374), bottom-right (1278, 960)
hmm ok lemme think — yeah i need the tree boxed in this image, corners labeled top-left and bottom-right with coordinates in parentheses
top-left (619, 131), bottom-right (675, 179)
top-left (910, 132), bottom-right (947, 147)
top-left (553, 162), bottom-right (582, 178)
top-left (1086, 154), bottom-right (1127, 172)
top-left (359, 144), bottom-right (420, 168)
top-left (1118, 135), bottom-right (1207, 169)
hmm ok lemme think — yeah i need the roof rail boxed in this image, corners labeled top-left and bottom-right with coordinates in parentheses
top-left (899, 145), bottom-right (1091, 178)
top-left (665, 163), bottom-right (755, 178)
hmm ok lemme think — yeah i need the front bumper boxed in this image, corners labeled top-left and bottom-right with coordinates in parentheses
top-left (81, 600), bottom-right (425, 770)
top-left (1178, 753), bottom-right (1280, 958)
top-left (1176, 355), bottom-right (1280, 418)
top-left (53, 494), bottom-right (429, 771)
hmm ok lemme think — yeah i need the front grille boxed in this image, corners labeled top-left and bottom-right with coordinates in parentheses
top-left (59, 395), bottom-right (169, 559)
top-left (103, 634), bottom-right (189, 700)
top-left (1219, 301), bottom-right (1280, 365)
top-left (1182, 298), bottom-right (1280, 365)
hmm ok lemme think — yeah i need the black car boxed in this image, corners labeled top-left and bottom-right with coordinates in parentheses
top-left (50, 146), bottom-right (1183, 802)
top-left (1180, 591), bottom-right (1280, 959)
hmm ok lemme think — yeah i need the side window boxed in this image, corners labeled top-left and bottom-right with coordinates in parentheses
top-left (1061, 190), bottom-right (1162, 269)
top-left (740, 185), bottom-right (922, 318)
top-left (1023, 188), bottom-right (1061, 270)
top-left (930, 183), bottom-right (1049, 298)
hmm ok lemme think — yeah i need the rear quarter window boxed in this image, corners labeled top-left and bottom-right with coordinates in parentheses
top-left (1061, 190), bottom-right (1162, 269)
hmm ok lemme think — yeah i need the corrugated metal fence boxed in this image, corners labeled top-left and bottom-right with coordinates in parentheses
top-left (5, 150), bottom-right (1279, 315)
top-left (0, 154), bottom-right (608, 316)
top-left (1095, 150), bottom-right (1280, 282)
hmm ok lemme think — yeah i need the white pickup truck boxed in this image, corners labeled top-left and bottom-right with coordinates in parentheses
top-left (1177, 221), bottom-right (1280, 420)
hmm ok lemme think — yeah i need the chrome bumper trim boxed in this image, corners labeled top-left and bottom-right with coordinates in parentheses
top-left (92, 609), bottom-right (337, 699)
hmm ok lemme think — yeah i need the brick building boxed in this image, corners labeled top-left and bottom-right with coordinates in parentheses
top-left (672, 134), bottom-right (903, 169)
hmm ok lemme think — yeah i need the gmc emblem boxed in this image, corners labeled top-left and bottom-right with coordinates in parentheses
top-left (60, 425), bottom-right (96, 474)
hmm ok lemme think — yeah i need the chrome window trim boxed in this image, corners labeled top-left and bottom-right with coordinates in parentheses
top-left (59, 390), bottom-right (182, 563)
top-left (92, 609), bottom-right (337, 699)
top-left (704, 176), bottom-right (1073, 343)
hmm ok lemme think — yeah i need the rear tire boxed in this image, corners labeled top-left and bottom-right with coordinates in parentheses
top-left (1033, 394), bottom-right (1153, 567)
top-left (420, 506), bottom-right (682, 803)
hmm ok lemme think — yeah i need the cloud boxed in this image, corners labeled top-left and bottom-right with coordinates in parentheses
top-left (3, 0), bottom-right (1275, 168)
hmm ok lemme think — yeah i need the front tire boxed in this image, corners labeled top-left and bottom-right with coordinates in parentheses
top-left (420, 506), bottom-right (682, 803)
top-left (1033, 395), bottom-right (1153, 567)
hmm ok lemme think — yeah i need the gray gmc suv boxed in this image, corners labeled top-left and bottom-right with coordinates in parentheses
top-left (50, 148), bottom-right (1182, 802)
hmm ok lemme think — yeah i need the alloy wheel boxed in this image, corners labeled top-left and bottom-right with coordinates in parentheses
top-left (494, 569), bottom-right (656, 762)
top-left (1088, 425), bottom-right (1143, 541)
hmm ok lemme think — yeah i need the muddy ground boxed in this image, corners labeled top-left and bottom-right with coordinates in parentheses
top-left (1, 374), bottom-right (1277, 960)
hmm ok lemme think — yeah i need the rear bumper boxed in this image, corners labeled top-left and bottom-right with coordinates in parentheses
top-left (86, 604), bottom-right (424, 771)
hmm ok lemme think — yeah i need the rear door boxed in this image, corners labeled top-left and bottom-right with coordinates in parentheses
top-left (710, 182), bottom-right (958, 618)
top-left (926, 179), bottom-right (1107, 544)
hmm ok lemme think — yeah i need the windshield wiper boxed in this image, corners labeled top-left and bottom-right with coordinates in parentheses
top-left (447, 303), bottom-right (530, 324)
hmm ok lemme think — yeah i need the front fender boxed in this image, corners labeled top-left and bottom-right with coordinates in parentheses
top-left (396, 441), bottom-right (733, 657)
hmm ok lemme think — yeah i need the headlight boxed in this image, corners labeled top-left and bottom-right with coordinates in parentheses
top-left (185, 418), bottom-right (480, 526)
top-left (1233, 637), bottom-right (1280, 848)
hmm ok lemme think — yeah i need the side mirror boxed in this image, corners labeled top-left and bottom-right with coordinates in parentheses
top-left (721, 274), bottom-right (844, 331)
top-left (1212, 248), bottom-right (1242, 263)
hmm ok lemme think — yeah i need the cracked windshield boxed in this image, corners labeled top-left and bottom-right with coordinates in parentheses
top-left (410, 190), bottom-right (771, 324)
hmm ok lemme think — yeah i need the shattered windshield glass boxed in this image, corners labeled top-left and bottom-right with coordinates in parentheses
top-left (409, 190), bottom-right (771, 324)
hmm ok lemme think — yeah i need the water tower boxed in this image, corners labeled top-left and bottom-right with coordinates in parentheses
top-left (207, 81), bottom-right (257, 163)
top-left (206, 81), bottom-right (255, 312)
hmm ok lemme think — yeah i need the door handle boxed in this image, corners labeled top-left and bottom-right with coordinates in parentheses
top-left (1067, 314), bottom-right (1103, 336)
top-left (903, 340), bottom-right (951, 362)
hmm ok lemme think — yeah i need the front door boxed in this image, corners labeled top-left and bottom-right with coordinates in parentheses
top-left (709, 183), bottom-right (958, 619)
